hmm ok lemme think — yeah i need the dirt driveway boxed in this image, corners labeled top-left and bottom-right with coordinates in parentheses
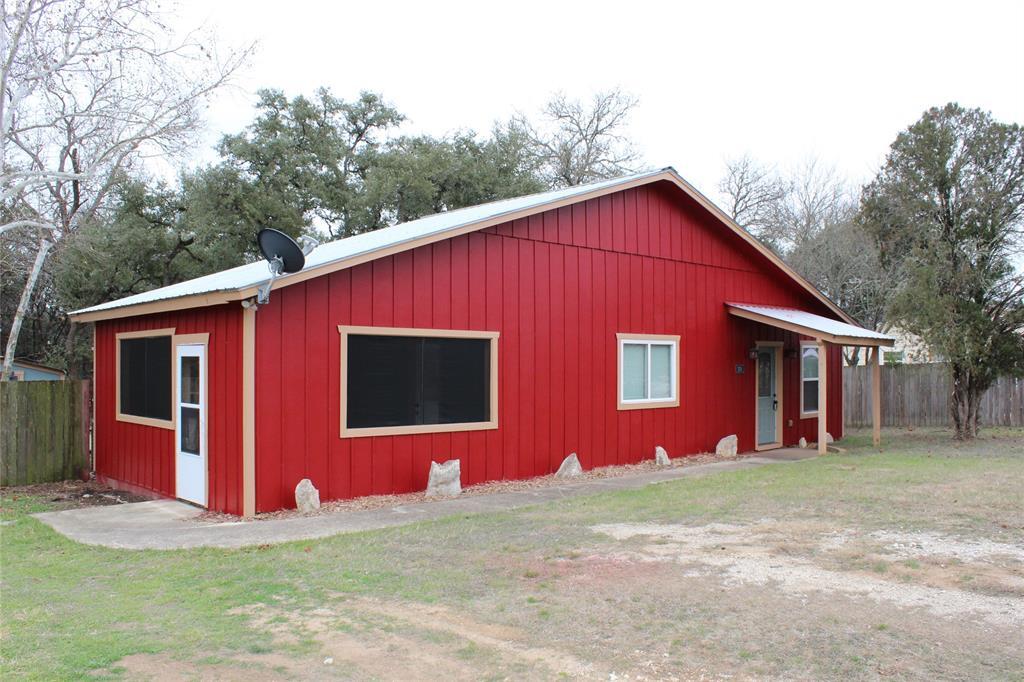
top-left (106, 514), bottom-right (1024, 681)
top-left (5, 428), bottom-right (1023, 680)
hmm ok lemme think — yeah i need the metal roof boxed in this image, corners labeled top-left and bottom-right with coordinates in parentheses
top-left (726, 303), bottom-right (895, 345)
top-left (71, 170), bottom-right (669, 316)
top-left (70, 167), bottom-right (860, 327)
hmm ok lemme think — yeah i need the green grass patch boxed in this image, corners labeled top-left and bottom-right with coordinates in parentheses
top-left (1, 427), bottom-right (1021, 679)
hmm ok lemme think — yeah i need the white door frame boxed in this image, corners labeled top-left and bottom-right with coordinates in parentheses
top-left (175, 343), bottom-right (208, 506)
top-left (754, 341), bottom-right (783, 451)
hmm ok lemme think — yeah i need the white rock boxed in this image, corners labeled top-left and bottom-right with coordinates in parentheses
top-left (798, 437), bottom-right (808, 449)
top-left (426, 460), bottom-right (461, 498)
top-left (294, 478), bottom-right (320, 513)
top-left (654, 445), bottom-right (671, 466)
top-left (555, 453), bottom-right (583, 478)
top-left (825, 432), bottom-right (835, 444)
top-left (715, 435), bottom-right (738, 458)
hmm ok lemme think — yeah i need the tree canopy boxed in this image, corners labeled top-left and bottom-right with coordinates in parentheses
top-left (39, 87), bottom-right (642, 372)
top-left (860, 103), bottom-right (1024, 439)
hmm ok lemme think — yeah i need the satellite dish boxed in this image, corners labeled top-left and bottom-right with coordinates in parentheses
top-left (255, 229), bottom-right (306, 306)
top-left (257, 228), bottom-right (306, 274)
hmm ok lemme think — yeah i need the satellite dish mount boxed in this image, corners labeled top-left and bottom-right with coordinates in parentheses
top-left (254, 228), bottom-right (313, 306)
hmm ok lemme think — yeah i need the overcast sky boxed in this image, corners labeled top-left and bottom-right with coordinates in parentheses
top-left (174, 0), bottom-right (1024, 200)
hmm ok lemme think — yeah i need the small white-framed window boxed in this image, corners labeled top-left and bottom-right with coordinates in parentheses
top-left (617, 334), bottom-right (680, 410)
top-left (883, 350), bottom-right (904, 365)
top-left (800, 341), bottom-right (819, 417)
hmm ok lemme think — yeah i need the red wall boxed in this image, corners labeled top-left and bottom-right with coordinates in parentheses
top-left (94, 304), bottom-right (244, 514)
top-left (253, 181), bottom-right (844, 511)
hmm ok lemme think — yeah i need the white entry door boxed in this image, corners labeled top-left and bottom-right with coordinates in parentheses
top-left (175, 343), bottom-right (207, 506)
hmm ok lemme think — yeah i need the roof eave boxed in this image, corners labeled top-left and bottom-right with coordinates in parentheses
top-left (726, 304), bottom-right (894, 347)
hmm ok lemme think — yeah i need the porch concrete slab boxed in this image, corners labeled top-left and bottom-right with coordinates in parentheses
top-left (33, 449), bottom-right (817, 550)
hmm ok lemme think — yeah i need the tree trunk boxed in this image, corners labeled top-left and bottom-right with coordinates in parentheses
top-left (967, 377), bottom-right (981, 439)
top-left (1, 238), bottom-right (52, 380)
top-left (949, 362), bottom-right (984, 440)
top-left (65, 321), bottom-right (79, 378)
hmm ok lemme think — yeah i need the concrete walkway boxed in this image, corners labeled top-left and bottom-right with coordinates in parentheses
top-left (33, 449), bottom-right (816, 550)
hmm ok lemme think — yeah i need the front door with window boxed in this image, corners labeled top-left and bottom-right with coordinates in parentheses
top-left (175, 344), bottom-right (206, 506)
top-left (756, 347), bottom-right (780, 447)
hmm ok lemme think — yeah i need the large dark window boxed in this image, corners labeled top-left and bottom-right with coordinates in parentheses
top-left (119, 336), bottom-right (172, 421)
top-left (347, 334), bottom-right (491, 429)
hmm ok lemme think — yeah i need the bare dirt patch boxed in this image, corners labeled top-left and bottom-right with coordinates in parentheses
top-left (101, 652), bottom-right (285, 681)
top-left (355, 598), bottom-right (598, 677)
top-left (591, 520), bottom-right (1024, 629)
top-left (869, 529), bottom-right (1024, 563)
top-left (1, 479), bottom-right (149, 510)
top-left (233, 596), bottom-right (605, 680)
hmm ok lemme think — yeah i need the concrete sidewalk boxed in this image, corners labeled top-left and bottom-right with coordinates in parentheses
top-left (33, 450), bottom-right (816, 550)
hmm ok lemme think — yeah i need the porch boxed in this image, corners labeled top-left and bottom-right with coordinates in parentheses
top-left (727, 303), bottom-right (896, 454)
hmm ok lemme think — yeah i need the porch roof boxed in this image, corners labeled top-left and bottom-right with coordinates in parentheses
top-left (726, 303), bottom-right (895, 347)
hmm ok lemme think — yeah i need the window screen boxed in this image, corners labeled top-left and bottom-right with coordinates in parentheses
top-left (347, 335), bottom-right (490, 429)
top-left (119, 336), bottom-right (172, 420)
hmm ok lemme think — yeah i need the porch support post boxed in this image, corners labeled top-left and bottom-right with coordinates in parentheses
top-left (242, 305), bottom-right (256, 517)
top-left (871, 345), bottom-right (881, 448)
top-left (817, 338), bottom-right (828, 455)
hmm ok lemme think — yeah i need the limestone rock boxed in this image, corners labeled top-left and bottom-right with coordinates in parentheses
top-left (426, 460), bottom-right (462, 498)
top-left (715, 434), bottom-right (738, 458)
top-left (654, 445), bottom-right (671, 466)
top-left (555, 453), bottom-right (583, 478)
top-left (295, 478), bottom-right (320, 513)
top-left (798, 437), bottom-right (808, 449)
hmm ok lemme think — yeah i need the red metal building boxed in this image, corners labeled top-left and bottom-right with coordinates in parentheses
top-left (71, 169), bottom-right (893, 515)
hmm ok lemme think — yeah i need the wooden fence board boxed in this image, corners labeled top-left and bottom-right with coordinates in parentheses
top-left (0, 380), bottom-right (90, 486)
top-left (844, 363), bottom-right (1024, 428)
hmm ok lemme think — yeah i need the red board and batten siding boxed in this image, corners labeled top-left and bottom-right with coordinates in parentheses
top-left (94, 304), bottom-right (245, 514)
top-left (253, 181), bottom-right (843, 512)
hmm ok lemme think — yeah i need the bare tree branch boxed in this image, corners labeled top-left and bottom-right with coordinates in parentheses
top-left (1, 0), bottom-right (252, 379)
top-left (718, 154), bottom-right (788, 249)
top-left (510, 88), bottom-right (641, 187)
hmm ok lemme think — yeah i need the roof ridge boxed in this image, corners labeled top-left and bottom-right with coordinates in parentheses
top-left (302, 167), bottom-right (674, 258)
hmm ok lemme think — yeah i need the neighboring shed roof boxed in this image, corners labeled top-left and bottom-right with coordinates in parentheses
top-left (1, 357), bottom-right (67, 377)
top-left (726, 303), bottom-right (895, 346)
top-left (70, 167), bottom-right (858, 325)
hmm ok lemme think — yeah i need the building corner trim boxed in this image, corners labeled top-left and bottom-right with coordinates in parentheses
top-left (242, 305), bottom-right (256, 517)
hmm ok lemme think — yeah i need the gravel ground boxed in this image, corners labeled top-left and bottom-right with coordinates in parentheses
top-left (195, 450), bottom-right (745, 523)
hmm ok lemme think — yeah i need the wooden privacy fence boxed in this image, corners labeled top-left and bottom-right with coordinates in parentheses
top-left (0, 380), bottom-right (90, 486)
top-left (844, 363), bottom-right (1024, 428)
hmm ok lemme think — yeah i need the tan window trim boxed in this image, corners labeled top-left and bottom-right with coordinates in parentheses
top-left (338, 325), bottom-right (499, 438)
top-left (616, 333), bottom-right (681, 411)
top-left (799, 340), bottom-right (820, 419)
top-left (114, 328), bottom-right (210, 430)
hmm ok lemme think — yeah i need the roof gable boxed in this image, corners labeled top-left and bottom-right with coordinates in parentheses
top-left (70, 168), bottom-right (855, 325)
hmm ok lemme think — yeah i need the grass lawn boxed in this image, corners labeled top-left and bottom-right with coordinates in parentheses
top-left (2, 428), bottom-right (1023, 680)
